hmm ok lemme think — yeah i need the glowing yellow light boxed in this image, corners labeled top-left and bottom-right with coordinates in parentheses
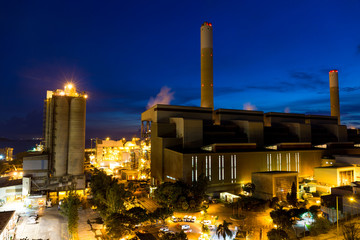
top-left (84, 94), bottom-right (88, 99)
top-left (13, 172), bottom-right (18, 176)
top-left (350, 197), bottom-right (355, 202)
top-left (66, 83), bottom-right (73, 89)
top-left (60, 91), bottom-right (65, 96)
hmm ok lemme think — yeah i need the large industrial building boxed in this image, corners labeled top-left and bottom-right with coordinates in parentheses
top-left (23, 84), bottom-right (87, 194)
top-left (141, 22), bottom-right (360, 197)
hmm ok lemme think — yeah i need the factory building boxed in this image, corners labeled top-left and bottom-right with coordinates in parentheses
top-left (23, 84), bottom-right (87, 193)
top-left (141, 22), bottom-right (360, 196)
top-left (0, 148), bottom-right (13, 161)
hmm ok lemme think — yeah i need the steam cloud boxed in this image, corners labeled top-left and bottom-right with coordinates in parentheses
top-left (243, 102), bottom-right (257, 111)
top-left (147, 86), bottom-right (175, 109)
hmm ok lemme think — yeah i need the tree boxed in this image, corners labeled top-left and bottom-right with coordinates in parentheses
top-left (161, 231), bottom-right (188, 240)
top-left (309, 205), bottom-right (320, 219)
top-left (216, 220), bottom-right (233, 240)
top-left (242, 183), bottom-right (255, 196)
top-left (126, 207), bottom-right (149, 225)
top-left (270, 207), bottom-right (293, 230)
top-left (202, 224), bottom-right (210, 235)
top-left (60, 191), bottom-right (82, 240)
top-left (309, 217), bottom-right (331, 236)
top-left (267, 228), bottom-right (289, 240)
top-left (342, 223), bottom-right (360, 240)
top-left (152, 207), bottom-right (174, 223)
top-left (286, 182), bottom-right (297, 207)
top-left (270, 197), bottom-right (279, 209)
top-left (105, 213), bottom-right (133, 239)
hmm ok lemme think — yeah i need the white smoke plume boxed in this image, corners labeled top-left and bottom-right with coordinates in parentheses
top-left (147, 86), bottom-right (175, 109)
top-left (243, 102), bottom-right (257, 111)
top-left (284, 107), bottom-right (290, 113)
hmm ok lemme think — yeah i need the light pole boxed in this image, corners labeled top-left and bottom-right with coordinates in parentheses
top-left (336, 196), bottom-right (339, 239)
top-left (349, 197), bottom-right (355, 219)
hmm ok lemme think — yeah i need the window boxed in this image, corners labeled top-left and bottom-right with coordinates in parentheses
top-left (286, 153), bottom-right (291, 171)
top-left (219, 155), bottom-right (224, 181)
top-left (267, 154), bottom-right (272, 171)
top-left (277, 153), bottom-right (281, 171)
top-left (206, 156), bottom-right (212, 181)
top-left (192, 156), bottom-right (198, 182)
top-left (231, 155), bottom-right (237, 183)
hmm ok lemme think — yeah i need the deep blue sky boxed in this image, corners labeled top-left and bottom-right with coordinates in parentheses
top-left (1, 0), bottom-right (360, 140)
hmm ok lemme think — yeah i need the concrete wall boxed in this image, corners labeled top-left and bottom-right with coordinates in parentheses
top-left (314, 167), bottom-right (339, 186)
top-left (170, 118), bottom-right (203, 149)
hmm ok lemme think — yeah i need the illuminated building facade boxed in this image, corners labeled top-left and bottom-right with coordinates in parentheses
top-left (141, 22), bottom-right (360, 195)
top-left (0, 147), bottom-right (13, 161)
top-left (142, 104), bottom-right (360, 194)
top-left (92, 137), bottom-right (151, 179)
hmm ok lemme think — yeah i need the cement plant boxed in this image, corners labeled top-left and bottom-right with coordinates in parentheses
top-left (1, 16), bottom-right (360, 240)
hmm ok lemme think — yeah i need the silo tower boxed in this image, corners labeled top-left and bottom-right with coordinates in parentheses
top-left (43, 84), bottom-right (87, 177)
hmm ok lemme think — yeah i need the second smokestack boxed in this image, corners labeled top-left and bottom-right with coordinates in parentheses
top-left (329, 70), bottom-right (340, 124)
top-left (201, 22), bottom-right (214, 109)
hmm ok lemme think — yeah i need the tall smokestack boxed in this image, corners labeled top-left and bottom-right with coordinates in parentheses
top-left (329, 70), bottom-right (340, 124)
top-left (201, 22), bottom-right (214, 109)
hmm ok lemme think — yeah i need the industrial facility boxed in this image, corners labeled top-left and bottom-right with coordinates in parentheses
top-left (141, 22), bottom-right (360, 198)
top-left (22, 84), bottom-right (87, 195)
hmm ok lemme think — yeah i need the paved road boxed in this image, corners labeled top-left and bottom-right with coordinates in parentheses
top-left (15, 207), bottom-right (68, 240)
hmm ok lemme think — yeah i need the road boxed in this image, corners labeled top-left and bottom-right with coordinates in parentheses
top-left (15, 207), bottom-right (68, 240)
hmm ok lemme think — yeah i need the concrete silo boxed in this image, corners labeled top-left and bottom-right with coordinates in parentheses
top-left (68, 97), bottom-right (86, 175)
top-left (43, 84), bottom-right (87, 178)
top-left (52, 96), bottom-right (70, 177)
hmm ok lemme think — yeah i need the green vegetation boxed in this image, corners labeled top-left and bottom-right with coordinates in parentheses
top-left (90, 169), bottom-right (171, 239)
top-left (60, 191), bottom-right (82, 240)
top-left (342, 223), bottom-right (360, 240)
top-left (216, 220), bottom-right (233, 240)
top-left (286, 182), bottom-right (297, 207)
top-left (154, 174), bottom-right (208, 211)
top-left (308, 217), bottom-right (331, 236)
top-left (242, 183), bottom-right (255, 196)
top-left (267, 228), bottom-right (289, 240)
top-left (161, 231), bottom-right (188, 240)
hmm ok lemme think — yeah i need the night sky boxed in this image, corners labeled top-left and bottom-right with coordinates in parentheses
top-left (1, 1), bottom-right (360, 140)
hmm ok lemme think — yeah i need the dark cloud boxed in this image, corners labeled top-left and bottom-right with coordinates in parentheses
top-left (0, 111), bottom-right (43, 139)
top-left (291, 72), bottom-right (314, 80)
top-left (289, 71), bottom-right (327, 89)
top-left (342, 87), bottom-right (360, 92)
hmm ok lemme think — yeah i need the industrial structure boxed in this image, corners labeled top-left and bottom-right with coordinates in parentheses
top-left (329, 70), bottom-right (341, 124)
top-left (0, 147), bottom-right (13, 161)
top-left (22, 84), bottom-right (87, 194)
top-left (201, 22), bottom-right (214, 109)
top-left (141, 22), bottom-right (360, 197)
top-left (92, 137), bottom-right (150, 170)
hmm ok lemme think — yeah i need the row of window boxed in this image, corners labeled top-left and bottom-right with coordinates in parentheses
top-left (192, 153), bottom-right (301, 182)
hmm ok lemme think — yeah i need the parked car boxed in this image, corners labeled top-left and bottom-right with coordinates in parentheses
top-left (177, 224), bottom-right (190, 230)
top-left (184, 229), bottom-right (192, 233)
top-left (191, 216), bottom-right (196, 222)
top-left (201, 220), bottom-right (211, 225)
top-left (183, 215), bottom-right (188, 222)
top-left (160, 227), bottom-right (169, 232)
top-left (186, 216), bottom-right (192, 222)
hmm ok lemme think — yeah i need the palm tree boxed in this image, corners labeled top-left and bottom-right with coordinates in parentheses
top-left (216, 220), bottom-right (233, 240)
